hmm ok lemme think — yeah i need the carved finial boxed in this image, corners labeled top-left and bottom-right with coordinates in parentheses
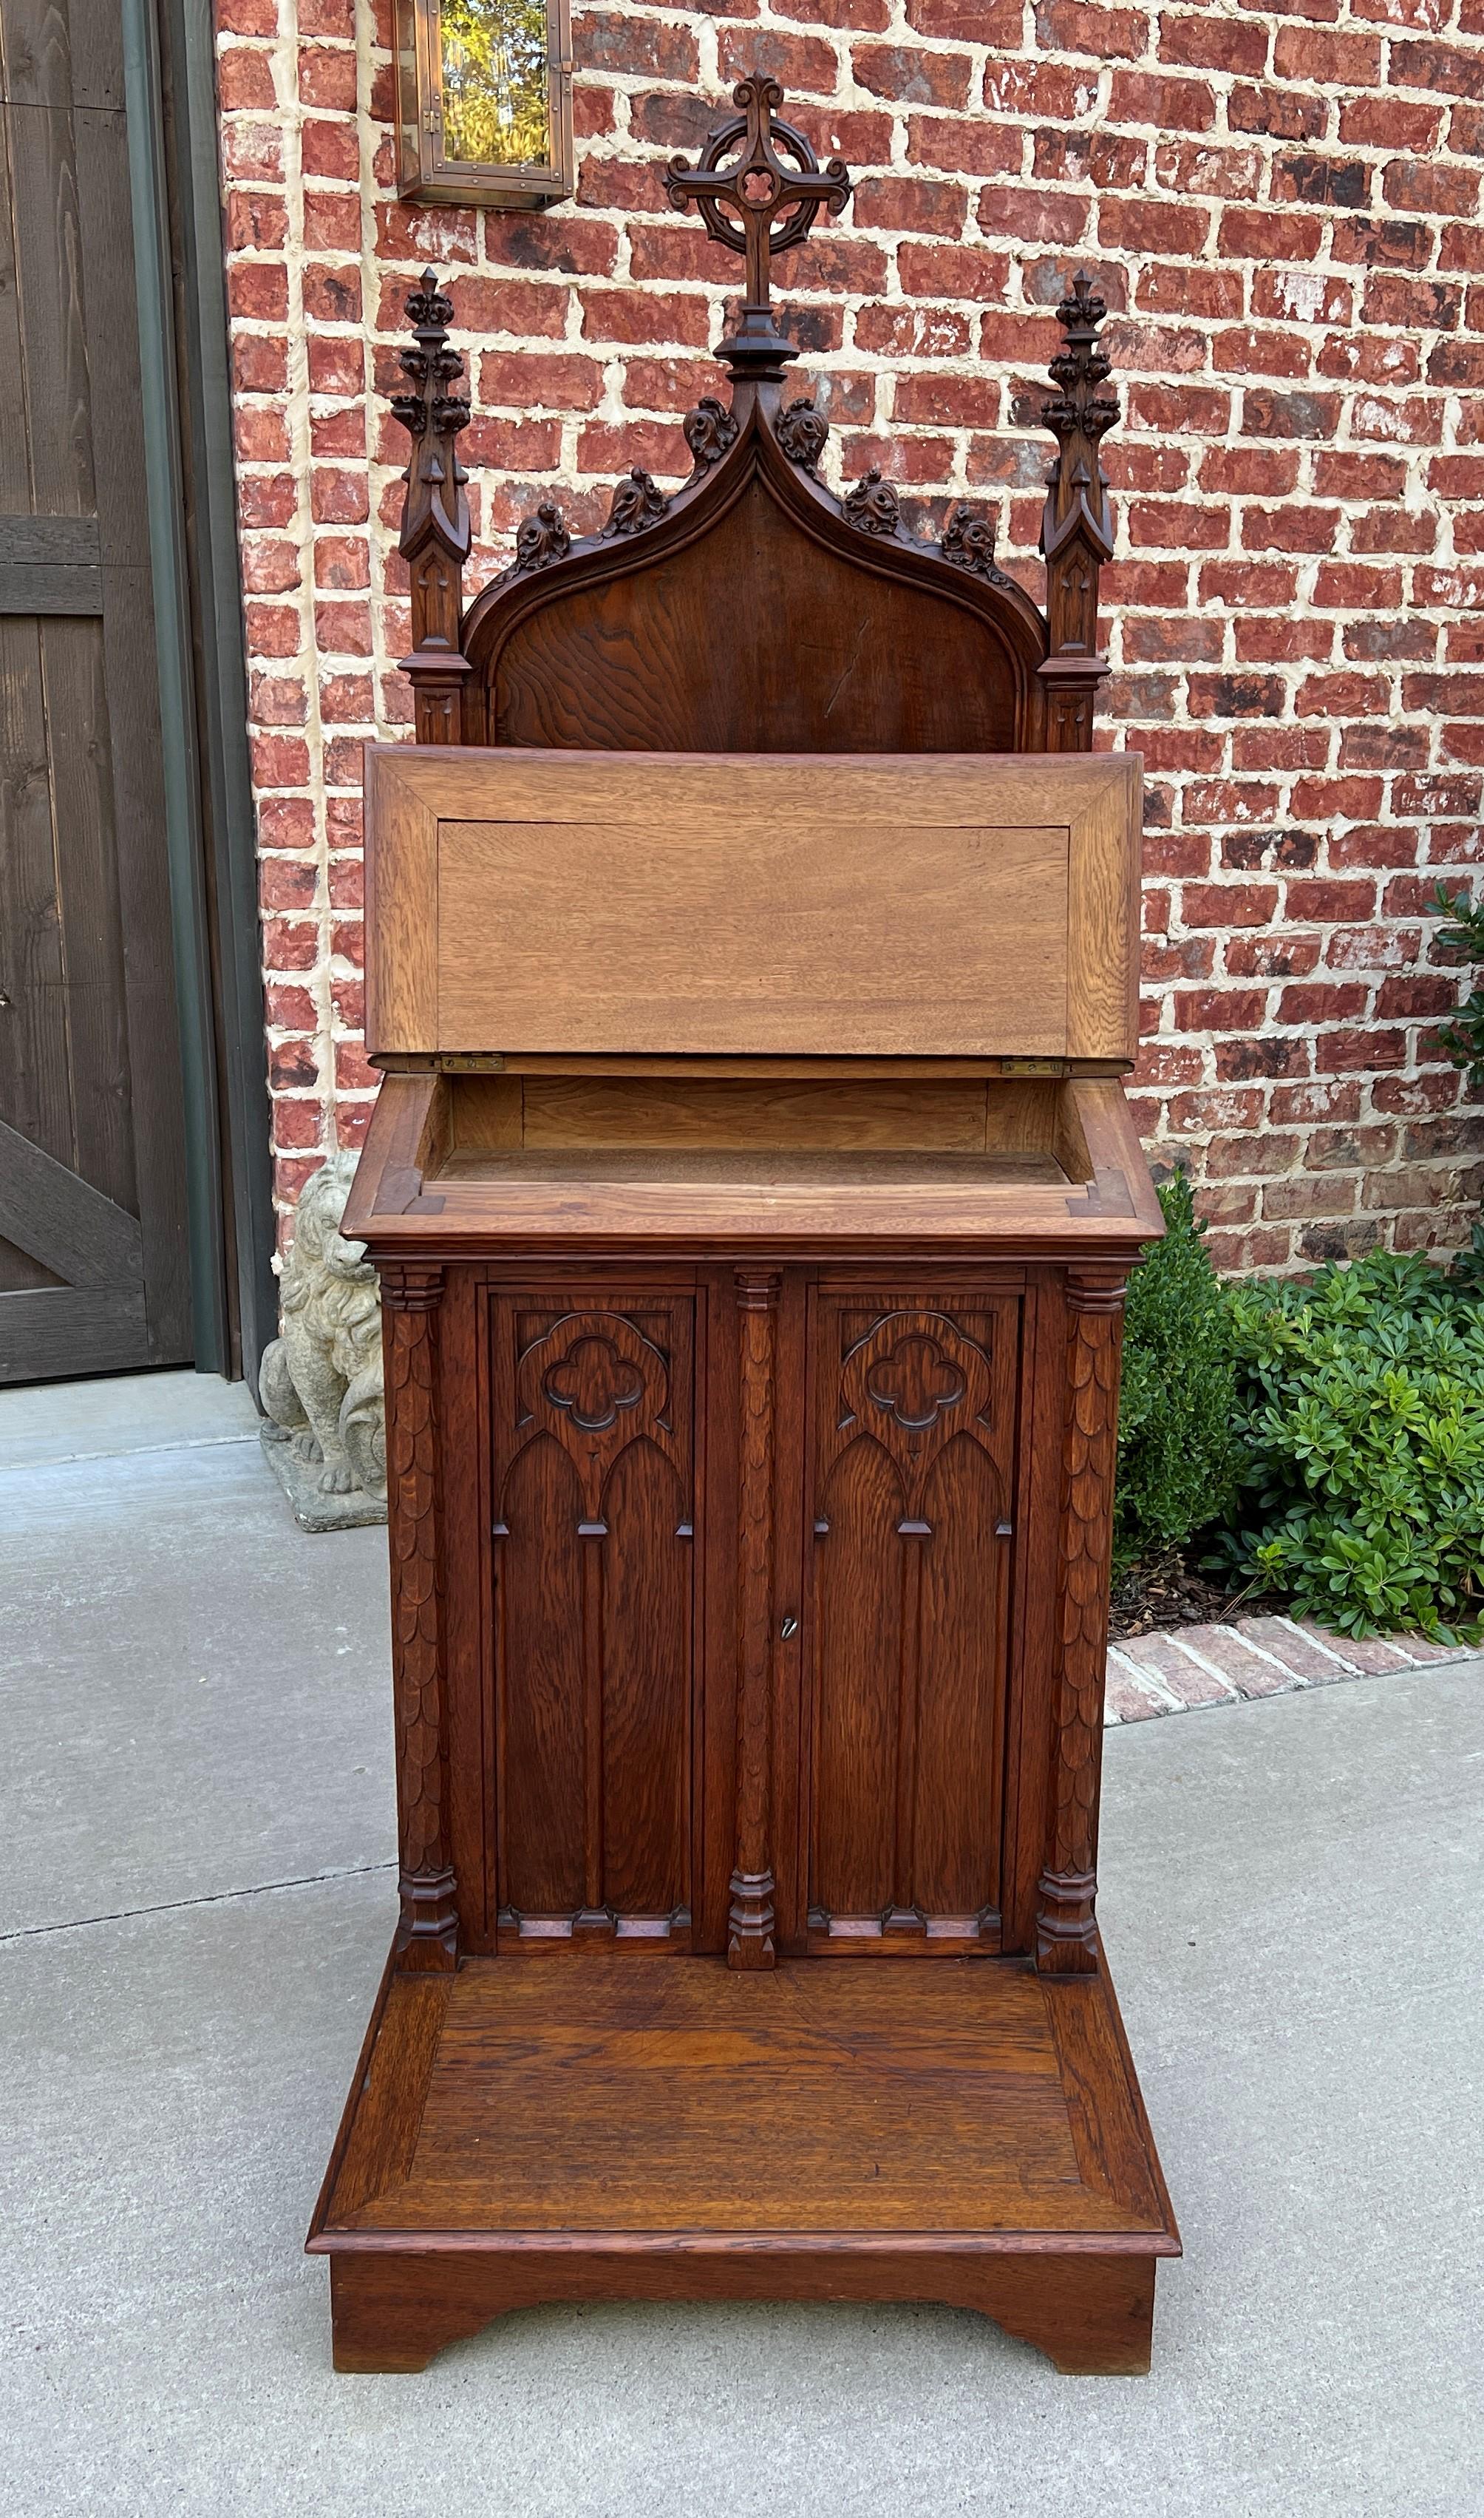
top-left (1040, 268), bottom-right (1117, 659)
top-left (843, 467), bottom-right (900, 537)
top-left (387, 271), bottom-right (472, 743)
top-left (775, 397), bottom-right (828, 473)
top-left (389, 268), bottom-right (472, 565)
top-left (664, 73), bottom-right (851, 380)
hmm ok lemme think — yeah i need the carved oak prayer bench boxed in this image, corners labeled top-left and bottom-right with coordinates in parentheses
top-left (308, 74), bottom-right (1179, 2378)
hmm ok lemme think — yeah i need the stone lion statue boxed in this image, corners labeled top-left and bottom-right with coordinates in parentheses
top-left (259, 1150), bottom-right (386, 1502)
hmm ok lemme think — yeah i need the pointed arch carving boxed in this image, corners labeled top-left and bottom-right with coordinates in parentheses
top-left (460, 401), bottom-right (1049, 754)
top-left (491, 1299), bottom-right (695, 1950)
top-left (806, 1297), bottom-right (1019, 1955)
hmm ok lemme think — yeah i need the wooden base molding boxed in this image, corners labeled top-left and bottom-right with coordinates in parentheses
top-left (309, 1951), bottom-right (1178, 2376)
top-left (327, 2243), bottom-right (1158, 2378)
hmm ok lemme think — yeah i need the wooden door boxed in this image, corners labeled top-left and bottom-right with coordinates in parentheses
top-left (0, 0), bottom-right (190, 1380)
top-left (489, 1292), bottom-right (699, 1949)
top-left (801, 1288), bottom-right (1021, 1955)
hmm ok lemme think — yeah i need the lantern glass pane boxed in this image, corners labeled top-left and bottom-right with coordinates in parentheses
top-left (438, 0), bottom-right (550, 166)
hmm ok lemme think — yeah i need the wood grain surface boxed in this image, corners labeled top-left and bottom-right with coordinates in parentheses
top-left (323, 1953), bottom-right (1176, 2242)
top-left (361, 748), bottom-right (1143, 1065)
top-left (438, 815), bottom-right (1069, 1057)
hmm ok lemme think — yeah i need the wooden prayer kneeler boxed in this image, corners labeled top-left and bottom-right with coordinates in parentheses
top-left (309, 76), bottom-right (1180, 2375)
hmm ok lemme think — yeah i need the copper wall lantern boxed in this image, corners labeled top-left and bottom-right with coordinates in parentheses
top-left (395, 0), bottom-right (573, 208)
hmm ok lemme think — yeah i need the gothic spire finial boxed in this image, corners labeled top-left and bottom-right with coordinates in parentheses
top-left (387, 270), bottom-right (472, 744)
top-left (389, 268), bottom-right (472, 566)
top-left (1038, 268), bottom-right (1119, 721)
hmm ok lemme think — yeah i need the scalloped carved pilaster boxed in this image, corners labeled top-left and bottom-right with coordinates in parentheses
top-left (1036, 1273), bottom-right (1125, 1975)
top-left (730, 1270), bottom-right (780, 1969)
top-left (843, 467), bottom-right (900, 537)
top-left (382, 1263), bottom-right (457, 1971)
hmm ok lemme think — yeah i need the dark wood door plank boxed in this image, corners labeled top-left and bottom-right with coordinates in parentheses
top-left (0, 1111), bottom-right (140, 1281)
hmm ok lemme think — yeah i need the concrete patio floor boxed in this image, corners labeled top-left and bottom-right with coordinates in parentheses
top-left (1, 1371), bottom-right (1480, 2518)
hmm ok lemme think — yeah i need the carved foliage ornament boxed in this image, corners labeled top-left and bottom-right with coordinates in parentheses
top-left (602, 466), bottom-right (670, 539)
top-left (683, 394), bottom-right (739, 471)
top-left (940, 501), bottom-right (1009, 583)
top-left (775, 396), bottom-right (828, 472)
top-left (843, 466), bottom-right (901, 538)
top-left (509, 499), bottom-right (571, 577)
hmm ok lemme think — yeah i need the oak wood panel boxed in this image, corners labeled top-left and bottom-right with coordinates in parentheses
top-left (490, 1294), bottom-right (696, 1944)
top-left (326, 1953), bottom-right (1173, 2240)
top-left (330, 1975), bottom-right (450, 2225)
top-left (806, 1294), bottom-right (1018, 1952)
top-left (438, 816), bottom-right (1069, 1059)
top-left (516, 1076), bottom-right (998, 1154)
top-left (361, 747), bottom-right (1143, 1066)
top-left (486, 475), bottom-right (1026, 756)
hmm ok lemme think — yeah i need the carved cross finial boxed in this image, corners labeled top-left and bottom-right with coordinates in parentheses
top-left (664, 74), bottom-right (851, 379)
top-left (389, 268), bottom-right (472, 566)
top-left (1039, 268), bottom-right (1119, 701)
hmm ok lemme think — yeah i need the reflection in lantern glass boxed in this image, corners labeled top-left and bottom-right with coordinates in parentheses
top-left (439, 0), bottom-right (548, 165)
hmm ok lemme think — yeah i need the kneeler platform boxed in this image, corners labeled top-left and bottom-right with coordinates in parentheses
top-left (310, 1952), bottom-right (1179, 2374)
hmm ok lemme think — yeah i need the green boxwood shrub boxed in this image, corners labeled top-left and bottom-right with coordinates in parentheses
top-left (1114, 1169), bottom-right (1239, 1569)
top-left (1217, 1250), bottom-right (1484, 1643)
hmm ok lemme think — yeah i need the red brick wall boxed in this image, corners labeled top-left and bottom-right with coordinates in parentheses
top-left (214, 0), bottom-right (1484, 1266)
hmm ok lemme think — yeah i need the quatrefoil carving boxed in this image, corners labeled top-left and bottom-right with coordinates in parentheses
top-left (837, 1311), bottom-right (995, 1511)
top-left (514, 1311), bottom-right (684, 1523)
top-left (864, 1336), bottom-right (967, 1433)
top-left (542, 1337), bottom-right (645, 1433)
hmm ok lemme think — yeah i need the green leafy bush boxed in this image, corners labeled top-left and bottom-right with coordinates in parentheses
top-left (1217, 1250), bottom-right (1484, 1642)
top-left (1114, 1170), bottom-right (1239, 1568)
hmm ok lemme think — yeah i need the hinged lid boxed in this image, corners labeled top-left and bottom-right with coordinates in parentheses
top-left (364, 746), bottom-right (1143, 1067)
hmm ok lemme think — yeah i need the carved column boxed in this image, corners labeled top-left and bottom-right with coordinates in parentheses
top-left (729, 1269), bottom-right (780, 1969)
top-left (1036, 1271), bottom-right (1124, 1974)
top-left (388, 271), bottom-right (473, 745)
top-left (382, 1261), bottom-right (457, 1971)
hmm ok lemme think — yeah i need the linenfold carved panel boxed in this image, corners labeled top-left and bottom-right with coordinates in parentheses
top-left (491, 1299), bottom-right (695, 1948)
top-left (806, 1297), bottom-right (1019, 1953)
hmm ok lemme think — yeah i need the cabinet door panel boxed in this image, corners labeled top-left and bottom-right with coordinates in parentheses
top-left (499, 1433), bottom-right (586, 1914)
top-left (813, 1433), bottom-right (902, 1916)
top-left (806, 1294), bottom-right (1018, 1955)
top-left (491, 1297), bottom-right (695, 1947)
